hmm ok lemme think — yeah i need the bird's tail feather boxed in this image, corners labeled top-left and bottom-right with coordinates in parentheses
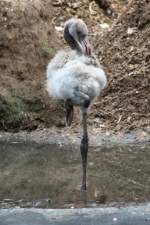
top-left (65, 100), bottom-right (74, 126)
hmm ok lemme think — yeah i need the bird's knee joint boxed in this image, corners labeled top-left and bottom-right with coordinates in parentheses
top-left (82, 135), bottom-right (88, 143)
top-left (81, 136), bottom-right (88, 152)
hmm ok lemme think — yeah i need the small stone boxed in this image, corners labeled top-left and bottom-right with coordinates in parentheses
top-left (55, 26), bottom-right (63, 32)
top-left (113, 217), bottom-right (118, 221)
top-left (99, 23), bottom-right (110, 29)
top-left (89, 162), bottom-right (94, 166)
top-left (127, 27), bottom-right (137, 35)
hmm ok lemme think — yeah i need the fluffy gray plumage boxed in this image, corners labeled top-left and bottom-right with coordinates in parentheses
top-left (46, 18), bottom-right (107, 108)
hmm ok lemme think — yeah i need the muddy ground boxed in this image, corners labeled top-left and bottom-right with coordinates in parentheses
top-left (0, 0), bottom-right (149, 136)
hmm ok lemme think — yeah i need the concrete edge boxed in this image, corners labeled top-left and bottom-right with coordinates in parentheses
top-left (0, 203), bottom-right (150, 218)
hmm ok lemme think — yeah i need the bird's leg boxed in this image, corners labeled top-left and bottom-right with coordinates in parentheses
top-left (80, 109), bottom-right (88, 191)
top-left (65, 99), bottom-right (74, 126)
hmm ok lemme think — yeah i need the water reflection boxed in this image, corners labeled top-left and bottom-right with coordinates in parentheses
top-left (0, 142), bottom-right (150, 208)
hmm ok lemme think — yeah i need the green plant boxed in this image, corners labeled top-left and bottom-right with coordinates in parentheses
top-left (0, 89), bottom-right (44, 121)
top-left (40, 41), bottom-right (52, 57)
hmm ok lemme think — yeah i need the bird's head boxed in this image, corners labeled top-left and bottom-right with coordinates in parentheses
top-left (64, 18), bottom-right (92, 55)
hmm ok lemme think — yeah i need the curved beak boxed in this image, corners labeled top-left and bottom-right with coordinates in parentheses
top-left (80, 37), bottom-right (92, 55)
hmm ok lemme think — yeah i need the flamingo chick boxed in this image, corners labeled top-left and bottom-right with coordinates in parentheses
top-left (46, 18), bottom-right (107, 191)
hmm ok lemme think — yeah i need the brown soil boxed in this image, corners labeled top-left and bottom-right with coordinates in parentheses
top-left (0, 0), bottom-right (149, 134)
top-left (91, 0), bottom-right (150, 132)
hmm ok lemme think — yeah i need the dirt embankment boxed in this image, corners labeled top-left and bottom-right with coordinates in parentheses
top-left (91, 0), bottom-right (150, 132)
top-left (0, 0), bottom-right (149, 134)
top-left (0, 0), bottom-right (60, 130)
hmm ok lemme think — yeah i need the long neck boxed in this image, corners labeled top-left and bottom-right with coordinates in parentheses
top-left (64, 26), bottom-right (80, 52)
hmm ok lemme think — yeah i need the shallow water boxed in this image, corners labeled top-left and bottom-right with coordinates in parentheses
top-left (0, 142), bottom-right (150, 208)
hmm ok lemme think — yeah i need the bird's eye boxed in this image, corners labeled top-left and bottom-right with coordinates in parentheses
top-left (78, 31), bottom-right (86, 40)
top-left (77, 31), bottom-right (82, 36)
